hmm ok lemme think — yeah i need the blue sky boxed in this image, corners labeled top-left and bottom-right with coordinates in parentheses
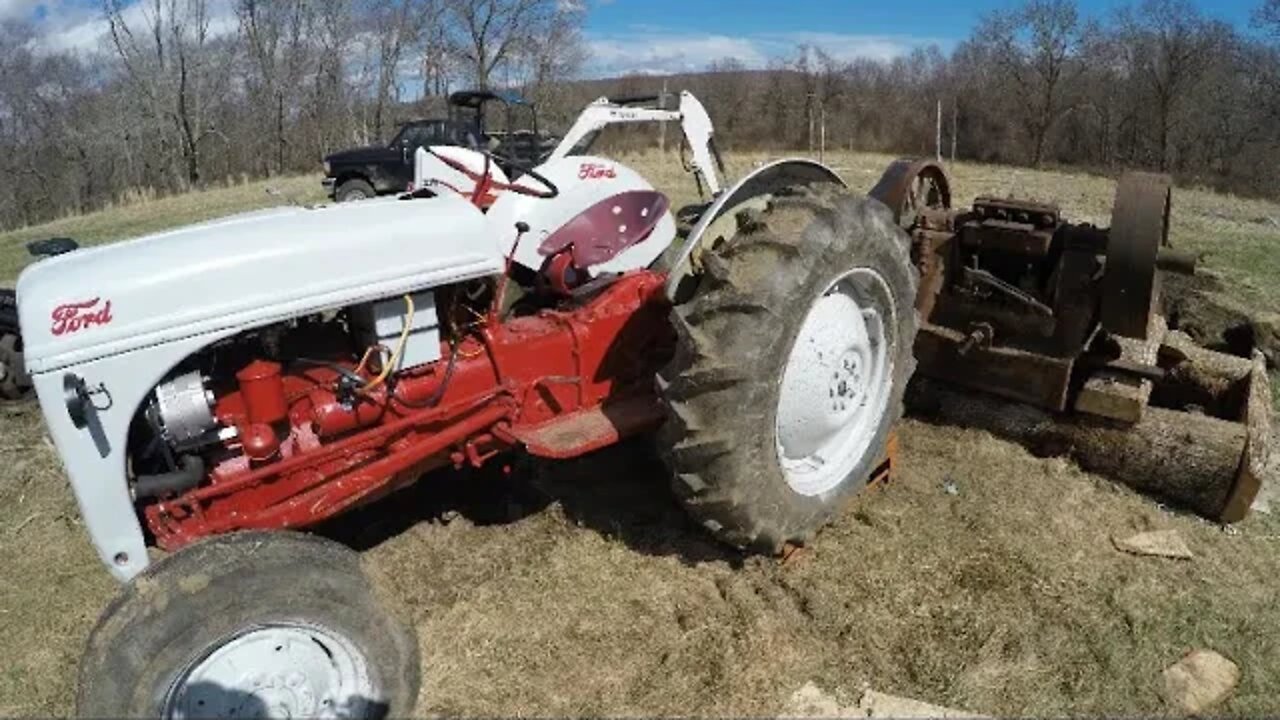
top-left (583, 0), bottom-right (1265, 75)
top-left (0, 0), bottom-right (1267, 75)
top-left (588, 0), bottom-right (1260, 39)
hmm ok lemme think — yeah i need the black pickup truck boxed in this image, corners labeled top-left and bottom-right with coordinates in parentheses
top-left (322, 90), bottom-right (557, 202)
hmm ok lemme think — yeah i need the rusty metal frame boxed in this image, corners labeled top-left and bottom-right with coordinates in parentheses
top-left (868, 158), bottom-right (953, 227)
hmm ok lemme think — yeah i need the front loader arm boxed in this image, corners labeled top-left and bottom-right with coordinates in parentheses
top-left (547, 92), bottom-right (724, 196)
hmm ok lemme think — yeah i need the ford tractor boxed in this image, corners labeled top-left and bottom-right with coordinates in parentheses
top-left (18, 92), bottom-right (916, 718)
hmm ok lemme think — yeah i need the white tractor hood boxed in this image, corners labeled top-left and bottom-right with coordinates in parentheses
top-left (18, 193), bottom-right (501, 373)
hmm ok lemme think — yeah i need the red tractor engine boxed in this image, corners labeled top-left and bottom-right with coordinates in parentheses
top-left (142, 269), bottom-right (674, 550)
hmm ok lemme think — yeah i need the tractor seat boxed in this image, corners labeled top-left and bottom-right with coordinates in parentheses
top-left (539, 190), bottom-right (670, 270)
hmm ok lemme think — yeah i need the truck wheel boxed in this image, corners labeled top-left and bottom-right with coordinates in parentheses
top-left (335, 178), bottom-right (375, 203)
top-left (0, 331), bottom-right (31, 401)
top-left (658, 187), bottom-right (918, 552)
top-left (77, 532), bottom-right (419, 719)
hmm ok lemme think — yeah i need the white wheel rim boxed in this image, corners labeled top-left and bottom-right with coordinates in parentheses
top-left (165, 623), bottom-right (375, 719)
top-left (775, 267), bottom-right (896, 497)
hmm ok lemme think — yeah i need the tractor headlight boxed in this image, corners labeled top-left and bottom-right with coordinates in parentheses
top-left (323, 160), bottom-right (331, 175)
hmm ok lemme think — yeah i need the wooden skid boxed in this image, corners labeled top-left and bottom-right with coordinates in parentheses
top-left (914, 324), bottom-right (1075, 411)
top-left (1075, 315), bottom-right (1168, 423)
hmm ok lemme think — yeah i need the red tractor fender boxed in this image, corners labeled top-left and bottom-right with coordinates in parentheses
top-left (660, 158), bottom-right (847, 302)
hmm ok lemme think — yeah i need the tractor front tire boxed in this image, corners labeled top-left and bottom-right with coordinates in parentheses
top-left (77, 532), bottom-right (419, 719)
top-left (335, 178), bottom-right (376, 203)
top-left (0, 289), bottom-right (30, 401)
top-left (0, 330), bottom-right (30, 401)
top-left (659, 187), bottom-right (918, 552)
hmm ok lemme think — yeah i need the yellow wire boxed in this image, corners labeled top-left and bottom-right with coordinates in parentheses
top-left (362, 294), bottom-right (415, 394)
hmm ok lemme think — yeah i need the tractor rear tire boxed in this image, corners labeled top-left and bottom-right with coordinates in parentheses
top-left (77, 532), bottom-right (420, 719)
top-left (336, 178), bottom-right (376, 203)
top-left (658, 186), bottom-right (918, 553)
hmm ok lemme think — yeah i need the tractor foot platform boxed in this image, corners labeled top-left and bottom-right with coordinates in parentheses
top-left (513, 396), bottom-right (666, 460)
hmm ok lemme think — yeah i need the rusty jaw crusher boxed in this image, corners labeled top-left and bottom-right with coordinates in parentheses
top-left (869, 160), bottom-right (1272, 522)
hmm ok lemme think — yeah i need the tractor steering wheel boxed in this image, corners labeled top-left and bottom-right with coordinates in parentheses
top-left (425, 147), bottom-right (559, 201)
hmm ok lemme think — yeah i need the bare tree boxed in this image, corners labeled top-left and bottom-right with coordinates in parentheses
top-left (308, 0), bottom-right (357, 153)
top-left (976, 0), bottom-right (1086, 166)
top-left (419, 15), bottom-right (457, 98)
top-left (1258, 0), bottom-right (1280, 34)
top-left (105, 0), bottom-right (234, 186)
top-left (704, 57), bottom-right (753, 141)
top-left (1064, 34), bottom-right (1118, 166)
top-left (517, 6), bottom-right (586, 105)
top-left (363, 0), bottom-right (435, 139)
top-left (1115, 0), bottom-right (1220, 170)
top-left (237, 0), bottom-right (318, 174)
top-left (443, 0), bottom-right (581, 90)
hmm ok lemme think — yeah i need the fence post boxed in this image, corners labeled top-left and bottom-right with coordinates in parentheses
top-left (936, 99), bottom-right (943, 163)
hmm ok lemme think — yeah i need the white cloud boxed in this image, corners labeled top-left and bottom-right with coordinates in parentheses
top-left (766, 31), bottom-right (945, 63)
top-left (18, 0), bottom-right (238, 55)
top-left (0, 0), bottom-right (43, 21)
top-left (585, 27), bottom-right (949, 77)
top-left (588, 32), bottom-right (768, 76)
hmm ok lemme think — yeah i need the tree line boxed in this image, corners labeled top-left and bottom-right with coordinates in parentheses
top-left (567, 0), bottom-right (1279, 197)
top-left (0, 0), bottom-right (586, 229)
top-left (1, 0), bottom-right (1278, 232)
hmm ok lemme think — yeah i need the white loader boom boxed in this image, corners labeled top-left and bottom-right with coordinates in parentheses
top-left (548, 91), bottom-right (725, 196)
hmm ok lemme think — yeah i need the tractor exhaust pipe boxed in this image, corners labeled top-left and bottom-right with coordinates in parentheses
top-left (133, 455), bottom-right (205, 501)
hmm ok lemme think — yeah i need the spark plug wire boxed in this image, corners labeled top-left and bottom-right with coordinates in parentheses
top-left (354, 346), bottom-right (381, 376)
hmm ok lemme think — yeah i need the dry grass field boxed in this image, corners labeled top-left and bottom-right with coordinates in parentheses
top-left (1, 150), bottom-right (1279, 716)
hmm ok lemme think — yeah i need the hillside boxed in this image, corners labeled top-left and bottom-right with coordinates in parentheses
top-left (0, 175), bottom-right (326, 282)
